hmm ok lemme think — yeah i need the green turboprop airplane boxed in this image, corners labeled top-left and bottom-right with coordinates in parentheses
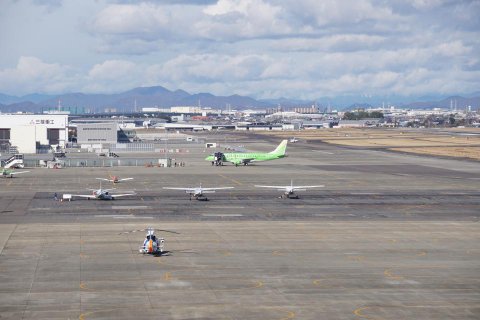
top-left (205, 140), bottom-right (288, 166)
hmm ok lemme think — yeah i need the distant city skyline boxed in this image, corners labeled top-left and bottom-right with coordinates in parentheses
top-left (0, 0), bottom-right (479, 99)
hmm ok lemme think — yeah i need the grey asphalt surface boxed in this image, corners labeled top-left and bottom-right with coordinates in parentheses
top-left (0, 133), bottom-right (479, 319)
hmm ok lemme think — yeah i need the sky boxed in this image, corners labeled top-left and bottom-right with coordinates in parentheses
top-left (0, 0), bottom-right (479, 100)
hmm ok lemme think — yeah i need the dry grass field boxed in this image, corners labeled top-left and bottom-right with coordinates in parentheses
top-left (260, 128), bottom-right (480, 161)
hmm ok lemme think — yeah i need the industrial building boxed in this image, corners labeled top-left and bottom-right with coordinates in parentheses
top-left (0, 114), bottom-right (68, 153)
top-left (76, 122), bottom-right (118, 145)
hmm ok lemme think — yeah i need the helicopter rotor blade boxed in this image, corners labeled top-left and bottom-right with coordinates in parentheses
top-left (118, 228), bottom-right (180, 235)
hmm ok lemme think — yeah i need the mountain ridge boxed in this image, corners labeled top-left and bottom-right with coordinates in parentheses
top-left (0, 86), bottom-right (478, 113)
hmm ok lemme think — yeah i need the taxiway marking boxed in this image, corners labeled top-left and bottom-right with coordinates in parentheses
top-left (206, 206), bottom-right (245, 209)
top-left (312, 279), bottom-right (322, 286)
top-left (111, 206), bottom-right (149, 210)
top-left (350, 192), bottom-right (381, 195)
top-left (280, 310), bottom-right (296, 320)
top-left (79, 308), bottom-right (124, 320)
top-left (163, 272), bottom-right (172, 281)
top-left (79, 281), bottom-right (88, 290)
top-left (202, 213), bottom-right (243, 217)
top-left (384, 268), bottom-right (404, 280)
top-left (218, 250), bottom-right (232, 256)
top-left (217, 173), bottom-right (243, 185)
top-left (94, 214), bottom-right (153, 219)
top-left (353, 306), bottom-right (382, 320)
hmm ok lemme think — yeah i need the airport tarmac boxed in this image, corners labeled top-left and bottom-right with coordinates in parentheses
top-left (0, 134), bottom-right (479, 319)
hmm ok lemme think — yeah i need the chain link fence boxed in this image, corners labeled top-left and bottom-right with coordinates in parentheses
top-left (24, 158), bottom-right (169, 168)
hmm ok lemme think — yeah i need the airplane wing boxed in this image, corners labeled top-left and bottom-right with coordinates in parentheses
top-left (9, 171), bottom-right (30, 175)
top-left (255, 185), bottom-right (288, 189)
top-left (292, 185), bottom-right (325, 189)
top-left (163, 187), bottom-right (233, 193)
top-left (255, 185), bottom-right (324, 189)
top-left (163, 187), bottom-right (196, 192)
top-left (96, 178), bottom-right (113, 182)
top-left (118, 178), bottom-right (134, 182)
top-left (72, 194), bottom-right (97, 199)
top-left (111, 193), bottom-right (136, 198)
top-left (200, 187), bottom-right (234, 194)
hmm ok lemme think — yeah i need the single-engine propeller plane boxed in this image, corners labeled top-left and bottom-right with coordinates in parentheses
top-left (72, 182), bottom-right (136, 200)
top-left (163, 184), bottom-right (234, 201)
top-left (255, 180), bottom-right (324, 199)
top-left (96, 175), bottom-right (134, 184)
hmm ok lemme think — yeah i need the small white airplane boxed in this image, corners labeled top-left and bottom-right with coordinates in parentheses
top-left (96, 175), bottom-right (134, 184)
top-left (289, 137), bottom-right (299, 143)
top-left (255, 180), bottom-right (324, 199)
top-left (1, 168), bottom-right (30, 178)
top-left (72, 182), bottom-right (136, 200)
top-left (163, 184), bottom-right (234, 201)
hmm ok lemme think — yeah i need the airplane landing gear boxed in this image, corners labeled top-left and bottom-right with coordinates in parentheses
top-left (280, 193), bottom-right (299, 199)
top-left (214, 152), bottom-right (225, 166)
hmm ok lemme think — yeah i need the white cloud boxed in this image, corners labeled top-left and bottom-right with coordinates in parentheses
top-left (198, 0), bottom-right (290, 40)
top-left (1, 1), bottom-right (479, 101)
top-left (88, 59), bottom-right (136, 80)
top-left (270, 34), bottom-right (387, 52)
top-left (82, 59), bottom-right (144, 93)
top-left (91, 3), bottom-right (172, 39)
top-left (408, 0), bottom-right (446, 10)
top-left (147, 54), bottom-right (273, 83)
top-left (0, 56), bottom-right (76, 95)
top-left (284, 0), bottom-right (397, 27)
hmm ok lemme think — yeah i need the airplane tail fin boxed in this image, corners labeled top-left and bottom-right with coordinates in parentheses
top-left (269, 140), bottom-right (288, 155)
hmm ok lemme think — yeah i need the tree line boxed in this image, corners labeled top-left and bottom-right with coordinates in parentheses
top-left (343, 111), bottom-right (384, 120)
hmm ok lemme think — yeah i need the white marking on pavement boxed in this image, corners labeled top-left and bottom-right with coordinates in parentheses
top-left (206, 206), bottom-right (245, 209)
top-left (111, 206), bottom-right (150, 210)
top-left (202, 214), bottom-right (243, 217)
top-left (350, 192), bottom-right (381, 195)
top-left (95, 214), bottom-right (153, 219)
top-left (314, 213), bottom-right (356, 217)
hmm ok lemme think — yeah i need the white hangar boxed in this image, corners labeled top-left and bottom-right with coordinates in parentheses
top-left (0, 114), bottom-right (68, 153)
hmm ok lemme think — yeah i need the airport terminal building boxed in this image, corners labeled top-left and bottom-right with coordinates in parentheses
top-left (0, 114), bottom-right (68, 153)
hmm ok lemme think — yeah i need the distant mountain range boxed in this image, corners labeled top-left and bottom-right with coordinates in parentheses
top-left (0, 86), bottom-right (478, 113)
top-left (0, 86), bottom-right (273, 113)
top-left (406, 95), bottom-right (480, 110)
